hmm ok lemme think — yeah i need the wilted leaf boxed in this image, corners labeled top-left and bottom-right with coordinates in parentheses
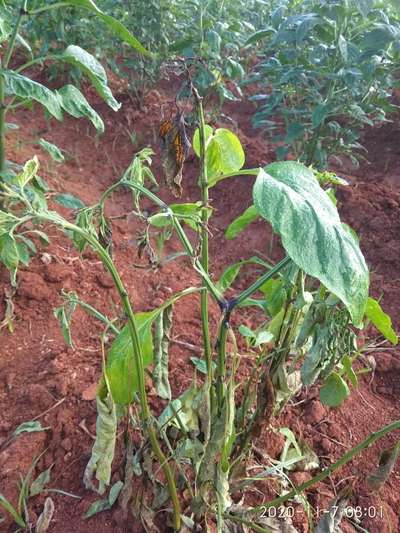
top-left (367, 442), bottom-right (400, 490)
top-left (35, 497), bottom-right (55, 533)
top-left (84, 395), bottom-right (117, 494)
top-left (153, 305), bottom-right (173, 400)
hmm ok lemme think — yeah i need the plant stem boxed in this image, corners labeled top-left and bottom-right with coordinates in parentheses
top-left (247, 419), bottom-right (400, 515)
top-left (3, 2), bottom-right (26, 69)
top-left (193, 87), bottom-right (213, 380)
top-left (232, 256), bottom-right (291, 309)
top-left (0, 57), bottom-right (5, 177)
top-left (216, 315), bottom-right (229, 408)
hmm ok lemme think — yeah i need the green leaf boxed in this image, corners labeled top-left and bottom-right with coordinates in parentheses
top-left (320, 372), bottom-right (350, 407)
top-left (357, 0), bottom-right (374, 17)
top-left (285, 122), bottom-right (304, 143)
top-left (225, 205), bottom-right (259, 240)
top-left (61, 45), bottom-right (120, 111)
top-left (64, 0), bottom-right (151, 56)
top-left (342, 355), bottom-right (358, 387)
top-left (0, 493), bottom-right (26, 528)
top-left (13, 420), bottom-right (48, 437)
top-left (39, 139), bottom-right (64, 163)
top-left (30, 467), bottom-right (52, 497)
top-left (56, 85), bottom-right (104, 134)
top-left (106, 312), bottom-right (156, 405)
top-left (216, 263), bottom-right (241, 293)
top-left (2, 71), bottom-right (62, 120)
top-left (312, 104), bottom-right (331, 128)
top-left (84, 395), bottom-right (117, 495)
top-left (190, 357), bottom-right (216, 375)
top-left (54, 193), bottom-right (85, 209)
top-left (0, 234), bottom-right (19, 281)
top-left (253, 162), bottom-right (369, 326)
top-left (192, 125), bottom-right (214, 157)
top-left (205, 129), bottom-right (245, 185)
top-left (365, 297), bottom-right (398, 345)
top-left (245, 28), bottom-right (275, 46)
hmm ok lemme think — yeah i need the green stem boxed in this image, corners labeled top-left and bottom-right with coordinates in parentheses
top-left (233, 257), bottom-right (291, 309)
top-left (3, 2), bottom-right (26, 69)
top-left (194, 88), bottom-right (213, 380)
top-left (216, 316), bottom-right (229, 409)
top-left (0, 57), bottom-right (5, 177)
top-left (248, 419), bottom-right (400, 515)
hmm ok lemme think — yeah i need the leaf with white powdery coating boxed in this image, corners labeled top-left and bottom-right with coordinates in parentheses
top-left (253, 162), bottom-right (369, 325)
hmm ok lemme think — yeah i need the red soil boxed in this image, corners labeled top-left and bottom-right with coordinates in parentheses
top-left (0, 81), bottom-right (399, 532)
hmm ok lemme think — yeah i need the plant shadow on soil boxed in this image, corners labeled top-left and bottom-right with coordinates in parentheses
top-left (0, 79), bottom-right (399, 532)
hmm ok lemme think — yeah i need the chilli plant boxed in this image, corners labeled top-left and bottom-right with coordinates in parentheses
top-left (0, 68), bottom-right (399, 530)
top-left (0, 0), bottom-right (149, 183)
top-left (246, 0), bottom-right (400, 168)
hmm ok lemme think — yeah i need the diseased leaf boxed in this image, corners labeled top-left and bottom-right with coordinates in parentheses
top-left (367, 442), bottom-right (400, 490)
top-left (84, 480), bottom-right (123, 518)
top-left (225, 205), bottom-right (259, 240)
top-left (54, 193), bottom-right (85, 210)
top-left (253, 162), bottom-right (369, 325)
top-left (190, 357), bottom-right (217, 374)
top-left (315, 489), bottom-right (350, 533)
top-left (61, 45), bottom-right (120, 111)
top-left (56, 85), bottom-right (104, 134)
top-left (2, 71), bottom-right (62, 120)
top-left (320, 372), bottom-right (350, 407)
top-left (39, 139), bottom-right (64, 163)
top-left (153, 305), bottom-right (173, 400)
top-left (84, 395), bottom-right (117, 494)
top-left (365, 297), bottom-right (398, 345)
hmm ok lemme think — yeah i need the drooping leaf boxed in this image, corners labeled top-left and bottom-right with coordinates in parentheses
top-left (320, 372), bottom-right (350, 407)
top-left (225, 205), bottom-right (259, 240)
top-left (315, 489), bottom-right (350, 533)
top-left (153, 305), bottom-right (173, 400)
top-left (84, 395), bottom-right (117, 494)
top-left (39, 139), bottom-right (64, 163)
top-left (84, 480), bottom-right (123, 518)
top-left (365, 297), bottom-right (398, 345)
top-left (2, 71), bottom-right (62, 120)
top-left (367, 442), bottom-right (400, 490)
top-left (56, 85), bottom-right (104, 134)
top-left (106, 312), bottom-right (156, 405)
top-left (60, 45), bottom-right (120, 111)
top-left (54, 193), bottom-right (85, 209)
top-left (253, 162), bottom-right (369, 325)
